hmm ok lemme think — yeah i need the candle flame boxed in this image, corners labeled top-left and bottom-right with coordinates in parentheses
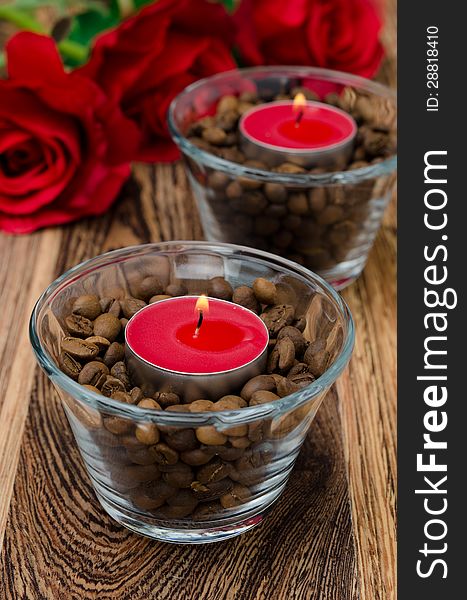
top-left (293, 92), bottom-right (306, 127)
top-left (195, 295), bottom-right (209, 314)
top-left (293, 92), bottom-right (307, 111)
top-left (194, 295), bottom-right (209, 338)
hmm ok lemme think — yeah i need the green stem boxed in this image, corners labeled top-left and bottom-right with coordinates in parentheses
top-left (58, 39), bottom-right (88, 64)
top-left (0, 5), bottom-right (43, 32)
top-left (0, 5), bottom-right (88, 65)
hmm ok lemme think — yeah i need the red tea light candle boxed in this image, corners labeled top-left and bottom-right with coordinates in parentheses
top-left (239, 93), bottom-right (357, 168)
top-left (125, 295), bottom-right (269, 402)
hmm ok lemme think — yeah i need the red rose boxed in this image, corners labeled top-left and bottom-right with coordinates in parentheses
top-left (235, 0), bottom-right (384, 78)
top-left (0, 32), bottom-right (139, 234)
top-left (81, 0), bottom-right (236, 162)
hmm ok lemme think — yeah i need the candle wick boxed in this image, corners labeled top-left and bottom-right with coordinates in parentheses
top-left (295, 109), bottom-right (304, 128)
top-left (193, 310), bottom-right (204, 338)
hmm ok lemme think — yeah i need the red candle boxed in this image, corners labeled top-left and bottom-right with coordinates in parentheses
top-left (239, 94), bottom-right (356, 168)
top-left (125, 296), bottom-right (269, 401)
top-left (126, 296), bottom-right (268, 373)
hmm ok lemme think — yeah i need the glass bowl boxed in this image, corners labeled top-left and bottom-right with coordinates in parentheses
top-left (30, 241), bottom-right (354, 543)
top-left (169, 66), bottom-right (397, 289)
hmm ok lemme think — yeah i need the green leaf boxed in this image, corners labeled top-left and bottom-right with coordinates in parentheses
top-left (220, 0), bottom-right (235, 11)
top-left (68, 0), bottom-right (120, 47)
top-left (133, 0), bottom-right (153, 8)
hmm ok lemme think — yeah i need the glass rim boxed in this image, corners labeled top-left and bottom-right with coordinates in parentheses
top-left (168, 65), bottom-right (397, 187)
top-left (29, 241), bottom-right (355, 426)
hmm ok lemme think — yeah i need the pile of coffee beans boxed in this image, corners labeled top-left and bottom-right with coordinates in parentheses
top-left (57, 274), bottom-right (333, 520)
top-left (184, 85), bottom-right (396, 272)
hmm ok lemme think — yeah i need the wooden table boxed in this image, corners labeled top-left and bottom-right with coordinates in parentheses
top-left (0, 11), bottom-right (396, 600)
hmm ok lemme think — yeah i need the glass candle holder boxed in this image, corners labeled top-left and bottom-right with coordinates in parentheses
top-left (30, 241), bottom-right (354, 544)
top-left (169, 67), bottom-right (397, 289)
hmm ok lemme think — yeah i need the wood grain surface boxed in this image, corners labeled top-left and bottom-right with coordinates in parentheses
top-left (0, 4), bottom-right (396, 599)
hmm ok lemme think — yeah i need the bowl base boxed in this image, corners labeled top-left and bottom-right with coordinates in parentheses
top-left (95, 491), bottom-right (277, 544)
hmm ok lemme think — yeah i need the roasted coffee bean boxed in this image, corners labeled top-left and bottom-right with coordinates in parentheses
top-left (213, 395), bottom-right (247, 410)
top-left (189, 399), bottom-right (214, 412)
top-left (101, 376), bottom-right (126, 397)
top-left (133, 480), bottom-right (176, 509)
top-left (277, 373), bottom-right (315, 397)
top-left (166, 489), bottom-right (198, 509)
top-left (153, 391), bottom-right (180, 408)
top-left (267, 337), bottom-right (295, 373)
top-left (260, 304), bottom-right (295, 336)
top-left (265, 203), bottom-right (288, 219)
top-left (138, 398), bottom-right (162, 410)
top-left (82, 385), bottom-right (102, 396)
top-left (208, 171), bottom-right (229, 190)
top-left (153, 443), bottom-right (179, 465)
top-left (287, 363), bottom-right (310, 378)
top-left (304, 347), bottom-right (331, 377)
top-left (93, 313), bottom-right (121, 342)
top-left (85, 335), bottom-right (111, 353)
top-left (287, 193), bottom-right (309, 215)
top-left (165, 282), bottom-right (188, 297)
top-left (103, 342), bottom-right (125, 367)
top-left (207, 277), bottom-right (233, 300)
top-left (130, 387), bottom-right (144, 404)
top-left (231, 191), bottom-right (267, 215)
top-left (111, 391), bottom-right (133, 404)
top-left (65, 314), bottom-right (93, 338)
top-left (216, 110), bottom-right (238, 132)
top-left (99, 297), bottom-right (113, 313)
top-left (277, 326), bottom-right (307, 355)
top-left (181, 448), bottom-right (214, 466)
top-left (230, 436), bottom-right (251, 449)
top-left (121, 297), bottom-right (146, 319)
top-left (104, 415), bottom-right (132, 435)
top-left (240, 374), bottom-right (277, 401)
top-left (308, 187), bottom-right (327, 213)
top-left (110, 361), bottom-right (130, 390)
top-left (114, 464), bottom-right (160, 487)
top-left (216, 445), bottom-right (245, 461)
top-left (135, 423), bottom-right (160, 445)
top-left (127, 445), bottom-right (160, 466)
top-left (72, 295), bottom-right (102, 320)
top-left (202, 127), bottom-right (227, 145)
top-left (135, 276), bottom-right (163, 299)
top-left (58, 351), bottom-right (82, 380)
top-left (196, 426), bottom-right (227, 446)
top-left (317, 205), bottom-right (344, 226)
top-left (61, 337), bottom-right (99, 361)
top-left (220, 483), bottom-right (250, 508)
top-left (217, 94), bottom-right (238, 114)
top-left (159, 503), bottom-right (196, 519)
top-left (162, 464), bottom-right (194, 488)
top-left (232, 286), bottom-right (260, 313)
top-left (192, 501), bottom-right (222, 519)
top-left (197, 459), bottom-right (232, 484)
top-left (149, 294), bottom-right (172, 303)
top-left (274, 162), bottom-right (306, 174)
top-left (264, 182), bottom-right (287, 203)
top-left (108, 299), bottom-right (121, 318)
top-left (225, 180), bottom-right (242, 200)
top-left (254, 216), bottom-right (280, 236)
top-left (253, 277), bottom-right (276, 305)
top-left (249, 390), bottom-right (280, 406)
top-left (165, 429), bottom-right (198, 452)
top-left (78, 361), bottom-right (109, 387)
top-left (191, 478), bottom-right (233, 502)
